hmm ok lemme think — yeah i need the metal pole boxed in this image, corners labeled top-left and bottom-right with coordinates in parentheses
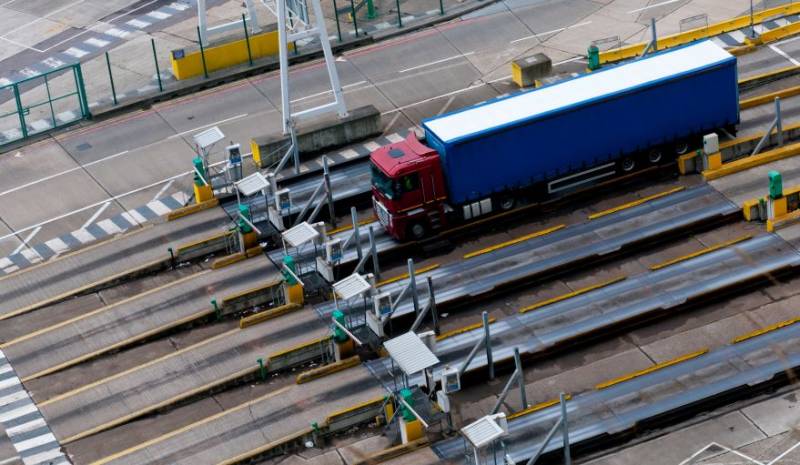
top-left (560, 392), bottom-right (571, 465)
top-left (483, 311), bottom-right (494, 380)
top-left (369, 226), bottom-right (380, 279)
top-left (349, 0), bottom-right (359, 38)
top-left (750, 0), bottom-right (756, 39)
top-left (491, 370), bottom-right (519, 414)
top-left (427, 277), bottom-right (439, 335)
top-left (323, 157), bottom-right (336, 227)
top-left (650, 17), bottom-right (657, 51)
top-left (12, 84), bottom-right (26, 139)
top-left (277, 0), bottom-right (291, 134)
top-left (196, 26), bottom-right (209, 78)
top-left (290, 125), bottom-right (300, 173)
top-left (396, 0), bottom-right (403, 27)
top-left (43, 74), bottom-right (56, 128)
top-left (333, 0), bottom-right (343, 42)
top-left (243, 13), bottom-right (253, 66)
top-left (197, 0), bottom-right (208, 45)
top-left (74, 64), bottom-right (91, 119)
top-left (525, 417), bottom-right (563, 465)
top-left (439, 0), bottom-right (444, 15)
top-left (459, 334), bottom-right (484, 377)
top-left (515, 348), bottom-right (527, 410)
top-left (105, 52), bottom-right (117, 105)
top-left (776, 96), bottom-right (784, 147)
top-left (351, 207), bottom-right (363, 262)
top-left (408, 259), bottom-right (419, 315)
top-left (151, 38), bottom-right (163, 92)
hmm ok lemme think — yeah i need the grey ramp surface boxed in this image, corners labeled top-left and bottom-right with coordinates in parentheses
top-left (0, 206), bottom-right (230, 319)
top-left (3, 256), bottom-right (277, 380)
top-left (41, 307), bottom-right (326, 442)
top-left (100, 367), bottom-right (383, 465)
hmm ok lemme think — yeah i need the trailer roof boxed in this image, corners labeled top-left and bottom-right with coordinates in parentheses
top-left (422, 41), bottom-right (733, 144)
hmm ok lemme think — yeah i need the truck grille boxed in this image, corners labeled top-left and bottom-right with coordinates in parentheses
top-left (374, 199), bottom-right (390, 227)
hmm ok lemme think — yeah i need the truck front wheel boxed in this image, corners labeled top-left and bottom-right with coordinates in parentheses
top-left (621, 157), bottom-right (636, 172)
top-left (408, 222), bottom-right (428, 240)
top-left (647, 148), bottom-right (663, 164)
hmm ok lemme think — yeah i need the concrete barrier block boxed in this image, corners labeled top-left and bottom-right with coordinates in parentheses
top-left (512, 53), bottom-right (552, 88)
top-left (251, 105), bottom-right (382, 168)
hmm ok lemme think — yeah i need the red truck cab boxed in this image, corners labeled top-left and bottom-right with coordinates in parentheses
top-left (370, 133), bottom-right (447, 241)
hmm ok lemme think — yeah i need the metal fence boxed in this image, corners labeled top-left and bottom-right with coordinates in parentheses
top-left (327, 0), bottom-right (448, 41)
top-left (0, 63), bottom-right (90, 146)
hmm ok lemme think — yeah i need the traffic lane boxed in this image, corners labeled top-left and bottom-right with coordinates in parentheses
top-left (737, 45), bottom-right (798, 80)
top-left (738, 92), bottom-right (800, 137)
top-left (0, 139), bottom-right (82, 203)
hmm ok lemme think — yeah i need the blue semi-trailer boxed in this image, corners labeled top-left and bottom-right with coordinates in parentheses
top-left (370, 40), bottom-right (739, 240)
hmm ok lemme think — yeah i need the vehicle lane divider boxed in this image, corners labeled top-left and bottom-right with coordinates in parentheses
top-left (240, 302), bottom-right (302, 328)
top-left (376, 264), bottom-right (439, 287)
top-left (648, 235), bottom-right (753, 271)
top-left (507, 394), bottom-right (573, 420)
top-left (166, 198), bottom-right (220, 221)
top-left (210, 245), bottom-right (263, 269)
top-left (327, 216), bottom-right (378, 235)
top-left (436, 317), bottom-right (497, 341)
top-left (594, 348), bottom-right (709, 390)
top-left (740, 84), bottom-right (800, 110)
top-left (588, 186), bottom-right (685, 220)
top-left (703, 140), bottom-right (800, 181)
top-left (732, 317), bottom-right (800, 344)
top-left (88, 385), bottom-right (294, 465)
top-left (518, 276), bottom-right (627, 314)
top-left (738, 65), bottom-right (800, 91)
top-left (296, 356), bottom-right (361, 384)
top-left (463, 224), bottom-right (565, 259)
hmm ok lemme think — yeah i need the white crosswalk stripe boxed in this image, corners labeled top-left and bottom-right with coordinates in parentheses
top-left (41, 57), bottom-right (65, 68)
top-left (146, 200), bottom-right (170, 216)
top-left (84, 37), bottom-right (110, 48)
top-left (386, 133), bottom-right (404, 143)
top-left (63, 47), bottom-right (89, 58)
top-left (127, 18), bottom-right (151, 28)
top-left (104, 27), bottom-right (131, 38)
top-left (72, 228), bottom-right (95, 244)
top-left (147, 10), bottom-right (171, 20)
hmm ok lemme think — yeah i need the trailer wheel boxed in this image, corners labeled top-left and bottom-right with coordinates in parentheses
top-left (674, 141), bottom-right (690, 155)
top-left (408, 222), bottom-right (427, 240)
top-left (621, 157), bottom-right (636, 172)
top-left (647, 149), bottom-right (663, 164)
top-left (499, 196), bottom-right (515, 211)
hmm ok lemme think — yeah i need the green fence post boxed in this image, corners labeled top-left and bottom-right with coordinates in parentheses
top-left (105, 52), bottom-right (117, 105)
top-left (74, 64), bottom-right (91, 119)
top-left (439, 0), bottom-right (444, 15)
top-left (43, 74), bottom-right (56, 129)
top-left (12, 84), bottom-right (27, 139)
top-left (333, 0), bottom-right (343, 42)
top-left (196, 26), bottom-right (209, 78)
top-left (396, 0), bottom-right (403, 27)
top-left (151, 38), bottom-right (163, 92)
top-left (257, 358), bottom-right (267, 380)
top-left (350, 0), bottom-right (359, 37)
top-left (242, 13), bottom-right (253, 66)
top-left (367, 0), bottom-right (376, 19)
top-left (211, 298), bottom-right (221, 320)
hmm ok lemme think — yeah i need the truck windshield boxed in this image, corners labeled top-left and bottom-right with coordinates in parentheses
top-left (371, 163), bottom-right (397, 200)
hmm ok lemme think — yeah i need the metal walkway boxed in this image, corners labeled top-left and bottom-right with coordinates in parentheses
top-left (365, 233), bottom-right (800, 389)
top-left (314, 185), bottom-right (739, 321)
top-left (0, 206), bottom-right (231, 321)
top-left (432, 308), bottom-right (800, 463)
top-left (1, 256), bottom-right (275, 381)
top-left (38, 307), bottom-right (325, 444)
top-left (94, 367), bottom-right (383, 465)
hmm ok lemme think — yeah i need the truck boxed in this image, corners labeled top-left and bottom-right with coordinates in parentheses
top-left (369, 40), bottom-right (739, 241)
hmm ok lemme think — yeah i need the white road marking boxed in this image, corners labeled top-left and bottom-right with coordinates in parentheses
top-left (0, 0), bottom-right (86, 38)
top-left (168, 1), bottom-right (190, 11)
top-left (56, 110), bottom-right (77, 123)
top-left (0, 376), bottom-right (21, 392)
top-left (167, 113), bottom-right (249, 138)
top-left (0, 77), bottom-right (11, 86)
top-left (72, 229), bottom-right (95, 244)
top-left (23, 448), bottom-right (63, 465)
top-left (127, 18), bottom-right (151, 29)
top-left (63, 47), bottom-right (89, 58)
top-left (147, 200), bottom-right (170, 216)
top-left (17, 68), bottom-right (38, 78)
top-left (770, 44), bottom-right (800, 66)
top-left (20, 249), bottom-right (41, 263)
top-left (84, 37), bottom-right (110, 48)
top-left (96, 218), bottom-right (122, 234)
top-left (6, 418), bottom-right (45, 437)
top-left (628, 0), bottom-right (683, 14)
top-left (398, 52), bottom-right (475, 73)
top-left (554, 56), bottom-right (585, 65)
top-left (82, 201), bottom-right (110, 228)
top-left (44, 237), bottom-right (69, 253)
top-left (12, 227), bottom-right (41, 255)
top-left (340, 148), bottom-right (360, 159)
top-left (364, 141), bottom-right (382, 151)
top-left (510, 21), bottom-right (592, 44)
top-left (0, 258), bottom-right (11, 268)
top-left (147, 10), bottom-right (171, 20)
top-left (0, 36), bottom-right (44, 53)
top-left (126, 209), bottom-right (148, 224)
top-left (0, 390), bottom-right (26, 407)
top-left (290, 81), bottom-right (368, 104)
top-left (103, 27), bottom-right (130, 38)
top-left (15, 432), bottom-right (56, 452)
top-left (42, 57), bottom-right (65, 68)
top-left (28, 120), bottom-right (52, 132)
top-left (0, 364), bottom-right (12, 375)
top-left (152, 178), bottom-right (174, 201)
top-left (386, 133), bottom-right (404, 143)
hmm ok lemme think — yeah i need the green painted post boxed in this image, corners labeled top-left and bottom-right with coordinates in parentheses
top-left (439, 0), bottom-right (444, 15)
top-left (105, 52), bottom-right (117, 105)
top-left (333, 0), bottom-right (343, 42)
top-left (396, 0), bottom-right (402, 27)
top-left (366, 0), bottom-right (376, 19)
top-left (587, 45), bottom-right (600, 71)
top-left (282, 255), bottom-right (298, 285)
top-left (43, 74), bottom-right (56, 129)
top-left (151, 38), bottom-right (163, 92)
top-left (242, 13), bottom-right (253, 66)
top-left (12, 84), bottom-right (27, 139)
top-left (257, 358), bottom-right (266, 380)
top-left (74, 64), bottom-right (91, 119)
top-left (769, 170), bottom-right (783, 199)
top-left (211, 298), bottom-right (221, 320)
top-left (350, 0), bottom-right (359, 37)
top-left (197, 26), bottom-right (209, 78)
top-left (332, 310), bottom-right (348, 342)
top-left (167, 247), bottom-right (176, 269)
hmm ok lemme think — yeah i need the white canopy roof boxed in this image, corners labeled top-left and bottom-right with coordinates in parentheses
top-left (423, 41), bottom-right (732, 143)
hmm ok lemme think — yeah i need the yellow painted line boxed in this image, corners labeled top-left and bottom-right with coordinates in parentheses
top-left (61, 363), bottom-right (259, 445)
top-left (648, 235), bottom-right (753, 271)
top-left (436, 317), bottom-right (496, 341)
top-left (87, 386), bottom-right (293, 465)
top-left (0, 256), bottom-right (166, 322)
top-left (268, 336), bottom-right (331, 360)
top-left (216, 427), bottom-right (315, 465)
top-left (738, 65), bottom-right (800, 88)
top-left (507, 394), bottom-right (572, 420)
top-left (740, 85), bottom-right (800, 110)
top-left (595, 348), bottom-right (709, 390)
top-left (296, 356), bottom-right (360, 384)
top-left (239, 303), bottom-right (302, 329)
top-left (210, 245), bottom-right (262, 269)
top-left (22, 308), bottom-right (215, 382)
top-left (324, 396), bottom-right (386, 425)
top-left (718, 120), bottom-right (800, 151)
top-left (588, 186), bottom-right (684, 220)
top-left (376, 264), bottom-right (440, 287)
top-left (463, 224), bottom-right (566, 259)
top-left (166, 198), bottom-right (220, 221)
top-left (221, 279), bottom-right (282, 306)
top-left (732, 317), bottom-right (800, 344)
top-left (0, 270), bottom-right (211, 348)
top-left (327, 216), bottom-right (377, 235)
top-left (39, 327), bottom-right (240, 407)
top-left (703, 140), bottom-right (800, 181)
top-left (175, 230), bottom-right (232, 255)
top-left (519, 276), bottom-right (626, 314)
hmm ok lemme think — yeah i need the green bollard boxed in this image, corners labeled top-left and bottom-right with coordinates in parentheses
top-left (332, 310), bottom-right (348, 343)
top-left (769, 170), bottom-right (783, 199)
top-left (282, 255), bottom-right (298, 285)
top-left (237, 204), bottom-right (253, 234)
top-left (193, 157), bottom-right (206, 186)
top-left (587, 45), bottom-right (600, 71)
top-left (257, 358), bottom-right (266, 380)
top-left (167, 247), bottom-right (175, 269)
top-left (211, 298), bottom-right (221, 320)
top-left (398, 388), bottom-right (415, 421)
top-left (366, 0), bottom-right (376, 19)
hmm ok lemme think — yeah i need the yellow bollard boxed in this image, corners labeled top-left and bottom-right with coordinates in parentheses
top-left (193, 183), bottom-right (214, 204)
top-left (706, 152), bottom-right (722, 170)
top-left (400, 418), bottom-right (424, 443)
top-left (286, 282), bottom-right (304, 305)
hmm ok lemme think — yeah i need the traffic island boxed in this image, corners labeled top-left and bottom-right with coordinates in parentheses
top-left (250, 105), bottom-right (382, 169)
